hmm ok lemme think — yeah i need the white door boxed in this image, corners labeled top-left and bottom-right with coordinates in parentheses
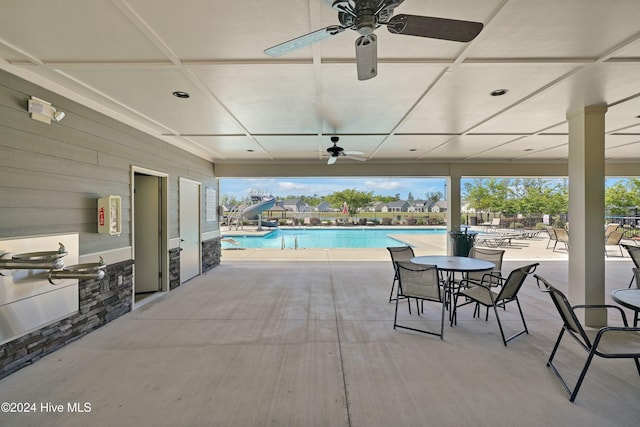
top-left (134, 174), bottom-right (161, 293)
top-left (180, 179), bottom-right (200, 283)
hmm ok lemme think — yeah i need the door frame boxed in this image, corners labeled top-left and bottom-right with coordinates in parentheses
top-left (131, 166), bottom-right (169, 306)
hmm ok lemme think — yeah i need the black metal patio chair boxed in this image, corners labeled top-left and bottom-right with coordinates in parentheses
top-left (451, 263), bottom-right (539, 346)
top-left (535, 274), bottom-right (640, 402)
top-left (393, 261), bottom-right (445, 339)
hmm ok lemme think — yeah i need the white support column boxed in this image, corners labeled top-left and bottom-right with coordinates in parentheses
top-left (567, 105), bottom-right (607, 327)
top-left (446, 175), bottom-right (461, 255)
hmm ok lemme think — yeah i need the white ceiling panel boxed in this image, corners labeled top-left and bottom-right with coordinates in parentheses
top-left (374, 135), bottom-right (453, 159)
top-left (319, 63), bottom-right (447, 134)
top-left (188, 136), bottom-right (264, 160)
top-left (127, 0), bottom-right (316, 60)
top-left (189, 64), bottom-right (319, 134)
top-left (516, 146), bottom-right (568, 161)
top-left (467, 0), bottom-right (640, 58)
top-left (472, 62), bottom-right (640, 134)
top-left (53, 66), bottom-right (244, 135)
top-left (0, 0), bottom-right (165, 61)
top-left (612, 38), bottom-right (640, 58)
top-left (254, 135), bottom-right (322, 159)
top-left (606, 98), bottom-right (640, 133)
top-left (422, 134), bottom-right (519, 160)
top-left (470, 135), bottom-right (568, 160)
top-left (398, 63), bottom-right (578, 134)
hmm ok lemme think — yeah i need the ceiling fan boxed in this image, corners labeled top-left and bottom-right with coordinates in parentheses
top-left (264, 0), bottom-right (483, 80)
top-left (325, 136), bottom-right (367, 165)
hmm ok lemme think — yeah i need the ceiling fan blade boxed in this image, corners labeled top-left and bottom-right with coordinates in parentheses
top-left (327, 156), bottom-right (338, 165)
top-left (265, 25), bottom-right (346, 57)
top-left (345, 154), bottom-right (368, 162)
top-left (355, 34), bottom-right (377, 81)
top-left (387, 14), bottom-right (483, 42)
top-left (343, 150), bottom-right (364, 155)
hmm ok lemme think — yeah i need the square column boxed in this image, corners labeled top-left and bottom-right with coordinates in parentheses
top-left (446, 175), bottom-right (461, 255)
top-left (567, 105), bottom-right (607, 327)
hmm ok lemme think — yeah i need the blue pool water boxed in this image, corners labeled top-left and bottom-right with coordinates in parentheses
top-left (222, 228), bottom-right (446, 249)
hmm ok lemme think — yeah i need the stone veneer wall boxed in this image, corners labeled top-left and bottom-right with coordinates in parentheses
top-left (169, 247), bottom-right (181, 290)
top-left (202, 237), bottom-right (221, 273)
top-left (0, 260), bottom-right (133, 379)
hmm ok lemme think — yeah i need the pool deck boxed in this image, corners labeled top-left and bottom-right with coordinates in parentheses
top-left (221, 226), bottom-right (635, 262)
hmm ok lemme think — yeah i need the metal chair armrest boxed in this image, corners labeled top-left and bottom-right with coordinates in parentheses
top-left (572, 304), bottom-right (629, 326)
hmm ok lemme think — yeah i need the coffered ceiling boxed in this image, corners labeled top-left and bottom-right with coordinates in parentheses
top-left (1, 0), bottom-right (639, 173)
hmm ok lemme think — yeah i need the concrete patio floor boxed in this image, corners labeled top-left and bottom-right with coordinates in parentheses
top-left (0, 234), bottom-right (638, 427)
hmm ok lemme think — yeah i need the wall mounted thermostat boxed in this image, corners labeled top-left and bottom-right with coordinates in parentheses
top-left (98, 195), bottom-right (122, 235)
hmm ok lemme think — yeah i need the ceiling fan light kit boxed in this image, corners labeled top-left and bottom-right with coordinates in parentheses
top-left (265, 0), bottom-right (483, 80)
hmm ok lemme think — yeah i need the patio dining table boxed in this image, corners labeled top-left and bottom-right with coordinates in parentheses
top-left (612, 288), bottom-right (640, 327)
top-left (410, 255), bottom-right (495, 315)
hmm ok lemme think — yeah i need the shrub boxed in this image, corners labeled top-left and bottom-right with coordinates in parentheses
top-left (310, 217), bottom-right (321, 226)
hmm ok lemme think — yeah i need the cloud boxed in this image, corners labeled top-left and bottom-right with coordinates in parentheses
top-left (278, 181), bottom-right (310, 191)
top-left (364, 180), bottom-right (405, 191)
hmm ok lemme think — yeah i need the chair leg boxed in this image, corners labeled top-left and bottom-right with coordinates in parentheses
top-left (450, 293), bottom-right (460, 326)
top-left (570, 348), bottom-right (598, 402)
top-left (495, 299), bottom-right (528, 346)
top-left (493, 304), bottom-right (508, 346)
top-left (393, 293), bottom-right (400, 330)
top-left (388, 278), bottom-right (396, 303)
top-left (439, 299), bottom-right (445, 339)
top-left (546, 328), bottom-right (576, 398)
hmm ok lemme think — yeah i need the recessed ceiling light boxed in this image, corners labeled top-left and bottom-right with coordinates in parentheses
top-left (490, 89), bottom-right (508, 97)
top-left (172, 91), bottom-right (190, 99)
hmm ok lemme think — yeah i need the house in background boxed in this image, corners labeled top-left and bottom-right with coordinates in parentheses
top-left (431, 200), bottom-right (448, 213)
top-left (313, 201), bottom-right (333, 212)
top-left (367, 201), bottom-right (386, 212)
top-left (282, 198), bottom-right (308, 212)
top-left (408, 200), bottom-right (433, 212)
top-left (383, 200), bottom-right (410, 213)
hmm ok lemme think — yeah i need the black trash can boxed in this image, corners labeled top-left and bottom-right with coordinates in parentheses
top-left (449, 228), bottom-right (477, 257)
top-left (470, 216), bottom-right (478, 226)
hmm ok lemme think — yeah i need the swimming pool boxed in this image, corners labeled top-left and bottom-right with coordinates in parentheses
top-left (222, 228), bottom-right (446, 249)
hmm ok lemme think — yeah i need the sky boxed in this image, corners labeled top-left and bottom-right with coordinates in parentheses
top-left (220, 177), bottom-right (448, 200)
top-left (220, 177), bottom-right (628, 201)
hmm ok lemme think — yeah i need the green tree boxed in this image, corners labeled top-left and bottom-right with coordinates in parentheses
top-left (464, 177), bottom-right (568, 217)
top-left (464, 178), bottom-right (509, 213)
top-left (427, 191), bottom-right (441, 204)
top-left (373, 195), bottom-right (397, 203)
top-left (606, 180), bottom-right (639, 215)
top-left (326, 189), bottom-right (373, 216)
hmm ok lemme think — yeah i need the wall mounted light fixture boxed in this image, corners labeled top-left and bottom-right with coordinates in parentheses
top-left (27, 96), bottom-right (65, 124)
